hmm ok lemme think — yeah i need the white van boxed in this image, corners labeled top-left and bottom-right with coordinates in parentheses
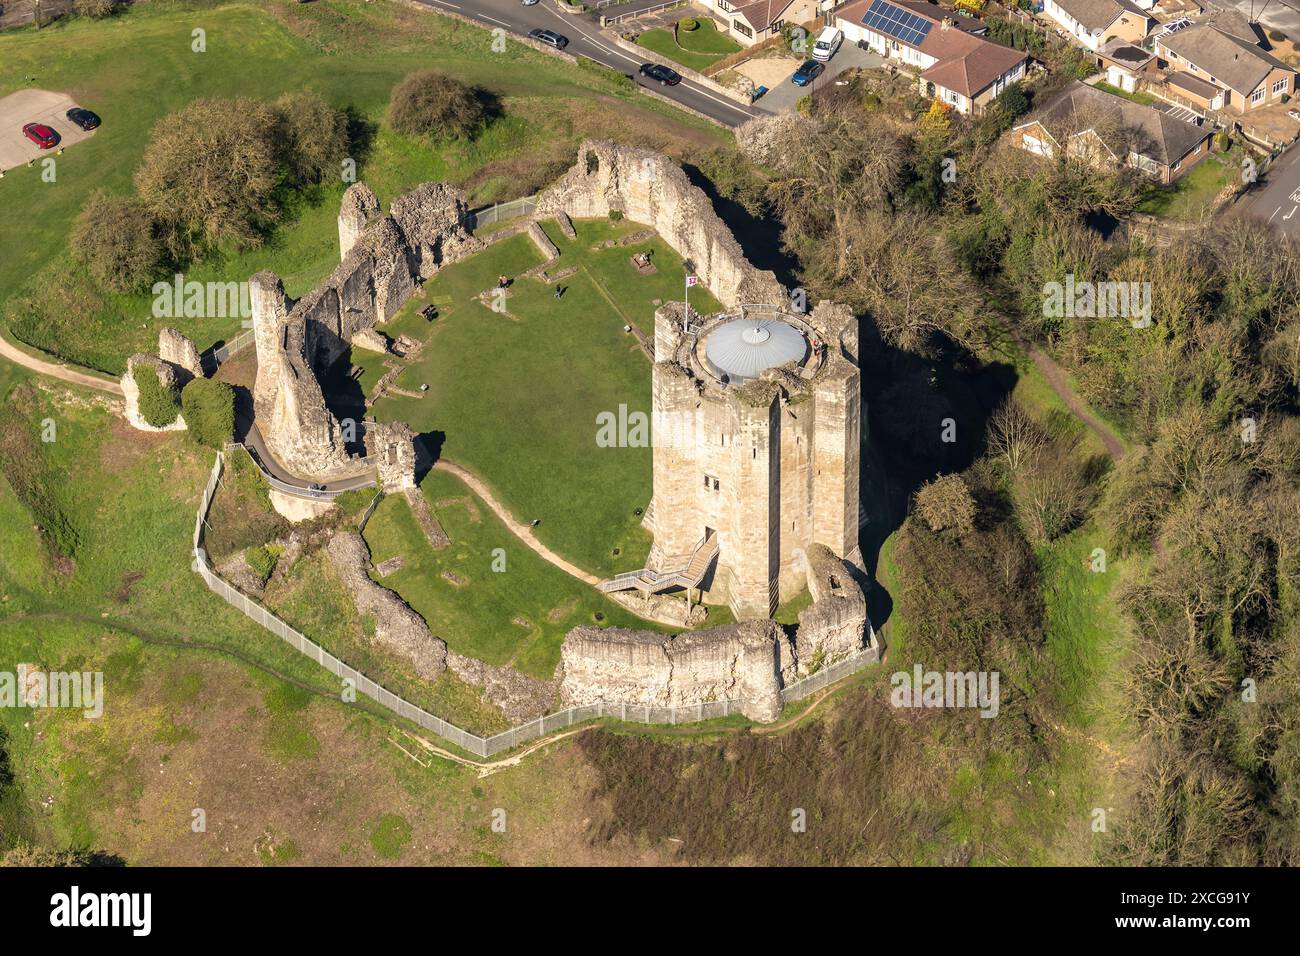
top-left (812, 27), bottom-right (843, 62)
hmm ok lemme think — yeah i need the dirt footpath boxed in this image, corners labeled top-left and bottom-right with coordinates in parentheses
top-left (0, 89), bottom-right (97, 173)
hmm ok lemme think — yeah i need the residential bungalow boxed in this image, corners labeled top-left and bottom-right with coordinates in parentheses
top-left (1154, 20), bottom-right (1297, 114)
top-left (835, 0), bottom-right (1028, 114)
top-left (1011, 79), bottom-right (1214, 183)
top-left (695, 0), bottom-right (822, 46)
top-left (1042, 0), bottom-right (1155, 52)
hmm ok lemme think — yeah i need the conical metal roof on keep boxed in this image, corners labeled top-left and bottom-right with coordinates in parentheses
top-left (705, 318), bottom-right (807, 382)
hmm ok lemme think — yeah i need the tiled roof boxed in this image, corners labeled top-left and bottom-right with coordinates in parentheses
top-left (1161, 25), bottom-right (1293, 96)
top-left (1053, 0), bottom-right (1152, 33)
top-left (918, 29), bottom-right (1027, 97)
top-left (1018, 80), bottom-right (1211, 166)
top-left (835, 0), bottom-right (1026, 97)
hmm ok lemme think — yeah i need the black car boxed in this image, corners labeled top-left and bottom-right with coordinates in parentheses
top-left (65, 107), bottom-right (101, 131)
top-left (791, 60), bottom-right (825, 87)
top-left (528, 28), bottom-right (568, 49)
top-left (638, 63), bottom-right (682, 86)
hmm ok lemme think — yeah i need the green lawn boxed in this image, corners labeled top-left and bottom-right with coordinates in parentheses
top-left (0, 0), bottom-right (726, 374)
top-left (361, 471), bottom-right (672, 679)
top-left (369, 217), bottom-right (721, 579)
top-left (637, 19), bottom-right (742, 73)
top-left (1093, 80), bottom-right (1156, 106)
top-left (1137, 151), bottom-right (1236, 221)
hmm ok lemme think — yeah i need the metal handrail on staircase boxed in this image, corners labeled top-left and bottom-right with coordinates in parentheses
top-left (597, 531), bottom-right (717, 594)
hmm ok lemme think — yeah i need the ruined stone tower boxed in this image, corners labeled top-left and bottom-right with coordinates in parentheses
top-left (249, 180), bottom-right (481, 480)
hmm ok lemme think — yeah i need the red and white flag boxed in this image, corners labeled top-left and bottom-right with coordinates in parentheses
top-left (685, 275), bottom-right (699, 288)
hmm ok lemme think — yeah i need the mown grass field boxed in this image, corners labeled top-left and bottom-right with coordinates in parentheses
top-left (361, 472), bottom-right (671, 679)
top-left (370, 217), bottom-right (721, 579)
top-left (0, 0), bottom-right (726, 374)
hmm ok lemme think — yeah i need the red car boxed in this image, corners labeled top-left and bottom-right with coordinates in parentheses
top-left (22, 123), bottom-right (60, 149)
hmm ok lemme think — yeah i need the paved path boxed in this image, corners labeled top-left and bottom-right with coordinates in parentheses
top-left (432, 458), bottom-right (601, 585)
top-left (411, 0), bottom-right (762, 127)
top-left (0, 330), bottom-right (122, 394)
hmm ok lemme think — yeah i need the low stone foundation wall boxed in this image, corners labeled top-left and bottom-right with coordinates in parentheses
top-left (446, 651), bottom-right (556, 723)
top-left (328, 531), bottom-right (449, 680)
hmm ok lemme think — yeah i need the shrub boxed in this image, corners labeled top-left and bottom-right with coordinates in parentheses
top-left (181, 378), bottom-right (235, 449)
top-left (1215, 130), bottom-right (1230, 151)
top-left (272, 91), bottom-right (350, 186)
top-left (133, 364), bottom-right (180, 428)
top-left (679, 17), bottom-right (699, 30)
top-left (70, 191), bottom-right (163, 294)
top-left (862, 92), bottom-right (882, 110)
top-left (75, 0), bottom-right (116, 18)
top-left (998, 81), bottom-right (1030, 120)
top-left (608, 209), bottom-right (624, 221)
top-left (914, 474), bottom-right (977, 535)
top-left (1270, 30), bottom-right (1287, 42)
top-left (244, 544), bottom-right (277, 583)
top-left (135, 97), bottom-right (281, 258)
top-left (387, 71), bottom-right (488, 141)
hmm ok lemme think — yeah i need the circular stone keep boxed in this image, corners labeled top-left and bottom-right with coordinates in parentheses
top-left (705, 318), bottom-right (807, 382)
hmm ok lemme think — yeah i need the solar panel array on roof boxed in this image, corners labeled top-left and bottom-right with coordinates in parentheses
top-left (862, 0), bottom-right (933, 48)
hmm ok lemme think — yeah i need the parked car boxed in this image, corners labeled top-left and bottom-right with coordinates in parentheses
top-left (66, 107), bottom-right (101, 131)
top-left (21, 122), bottom-right (59, 149)
top-left (812, 27), bottom-right (843, 62)
top-left (791, 60), bottom-right (825, 87)
top-left (528, 28), bottom-right (568, 49)
top-left (639, 63), bottom-right (682, 86)
top-left (522, 0), bottom-right (540, 4)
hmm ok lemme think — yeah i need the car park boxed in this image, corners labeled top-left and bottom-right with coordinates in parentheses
top-left (791, 60), bottom-right (825, 87)
top-left (528, 28), bottom-right (568, 49)
top-left (638, 63), bottom-right (682, 86)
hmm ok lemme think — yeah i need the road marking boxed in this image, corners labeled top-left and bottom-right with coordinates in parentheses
top-left (1290, 186), bottom-right (1300, 203)
top-left (1285, 205), bottom-right (1297, 221)
top-left (580, 36), bottom-right (620, 58)
top-left (428, 0), bottom-right (461, 8)
top-left (479, 13), bottom-right (511, 26)
top-left (1270, 205), bottom-right (1283, 223)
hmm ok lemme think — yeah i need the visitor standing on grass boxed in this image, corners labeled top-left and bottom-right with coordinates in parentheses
top-left (555, 284), bottom-right (564, 300)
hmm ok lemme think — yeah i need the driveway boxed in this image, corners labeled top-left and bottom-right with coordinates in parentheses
top-left (752, 42), bottom-right (884, 114)
top-left (0, 89), bottom-right (97, 173)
